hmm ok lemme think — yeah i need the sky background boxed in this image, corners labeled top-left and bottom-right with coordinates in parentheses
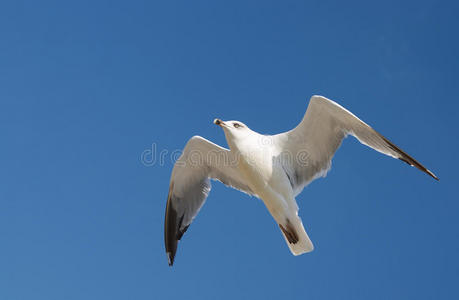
top-left (1, 0), bottom-right (458, 299)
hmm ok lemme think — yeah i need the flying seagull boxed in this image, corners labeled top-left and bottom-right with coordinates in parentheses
top-left (164, 95), bottom-right (438, 266)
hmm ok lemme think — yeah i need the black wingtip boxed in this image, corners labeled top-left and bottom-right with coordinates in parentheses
top-left (165, 182), bottom-right (178, 267)
top-left (167, 252), bottom-right (174, 266)
top-left (429, 171), bottom-right (440, 181)
top-left (379, 133), bottom-right (439, 182)
top-left (398, 157), bottom-right (439, 181)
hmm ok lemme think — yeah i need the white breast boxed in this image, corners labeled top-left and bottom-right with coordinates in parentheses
top-left (233, 136), bottom-right (292, 200)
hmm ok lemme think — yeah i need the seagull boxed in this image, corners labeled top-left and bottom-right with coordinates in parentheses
top-left (164, 95), bottom-right (438, 266)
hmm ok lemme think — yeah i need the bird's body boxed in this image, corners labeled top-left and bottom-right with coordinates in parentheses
top-left (164, 96), bottom-right (438, 266)
top-left (229, 132), bottom-right (313, 254)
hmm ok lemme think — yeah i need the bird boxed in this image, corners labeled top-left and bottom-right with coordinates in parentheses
top-left (164, 95), bottom-right (438, 266)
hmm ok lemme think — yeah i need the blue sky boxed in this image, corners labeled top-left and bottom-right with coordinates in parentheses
top-left (1, 0), bottom-right (458, 299)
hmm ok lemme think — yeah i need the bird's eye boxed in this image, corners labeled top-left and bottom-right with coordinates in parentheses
top-left (233, 123), bottom-right (241, 128)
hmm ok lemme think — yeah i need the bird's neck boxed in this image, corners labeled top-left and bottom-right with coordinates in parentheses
top-left (227, 132), bottom-right (270, 158)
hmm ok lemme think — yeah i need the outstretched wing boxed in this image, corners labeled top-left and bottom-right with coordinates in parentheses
top-left (274, 95), bottom-right (438, 196)
top-left (164, 136), bottom-right (253, 266)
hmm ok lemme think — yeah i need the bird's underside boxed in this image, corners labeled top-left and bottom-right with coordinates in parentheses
top-left (164, 95), bottom-right (438, 266)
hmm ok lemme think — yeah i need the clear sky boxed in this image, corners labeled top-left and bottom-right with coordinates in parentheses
top-left (1, 1), bottom-right (458, 299)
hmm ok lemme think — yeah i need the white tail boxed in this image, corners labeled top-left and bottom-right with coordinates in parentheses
top-left (279, 216), bottom-right (314, 256)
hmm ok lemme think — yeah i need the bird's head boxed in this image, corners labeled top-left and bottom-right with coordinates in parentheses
top-left (213, 118), bottom-right (253, 146)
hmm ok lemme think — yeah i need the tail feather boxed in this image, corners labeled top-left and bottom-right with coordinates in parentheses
top-left (279, 217), bottom-right (314, 256)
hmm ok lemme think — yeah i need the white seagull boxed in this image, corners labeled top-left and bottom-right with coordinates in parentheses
top-left (164, 95), bottom-right (438, 266)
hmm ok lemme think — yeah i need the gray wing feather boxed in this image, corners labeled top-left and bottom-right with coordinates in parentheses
top-left (164, 136), bottom-right (253, 266)
top-left (274, 95), bottom-right (438, 196)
